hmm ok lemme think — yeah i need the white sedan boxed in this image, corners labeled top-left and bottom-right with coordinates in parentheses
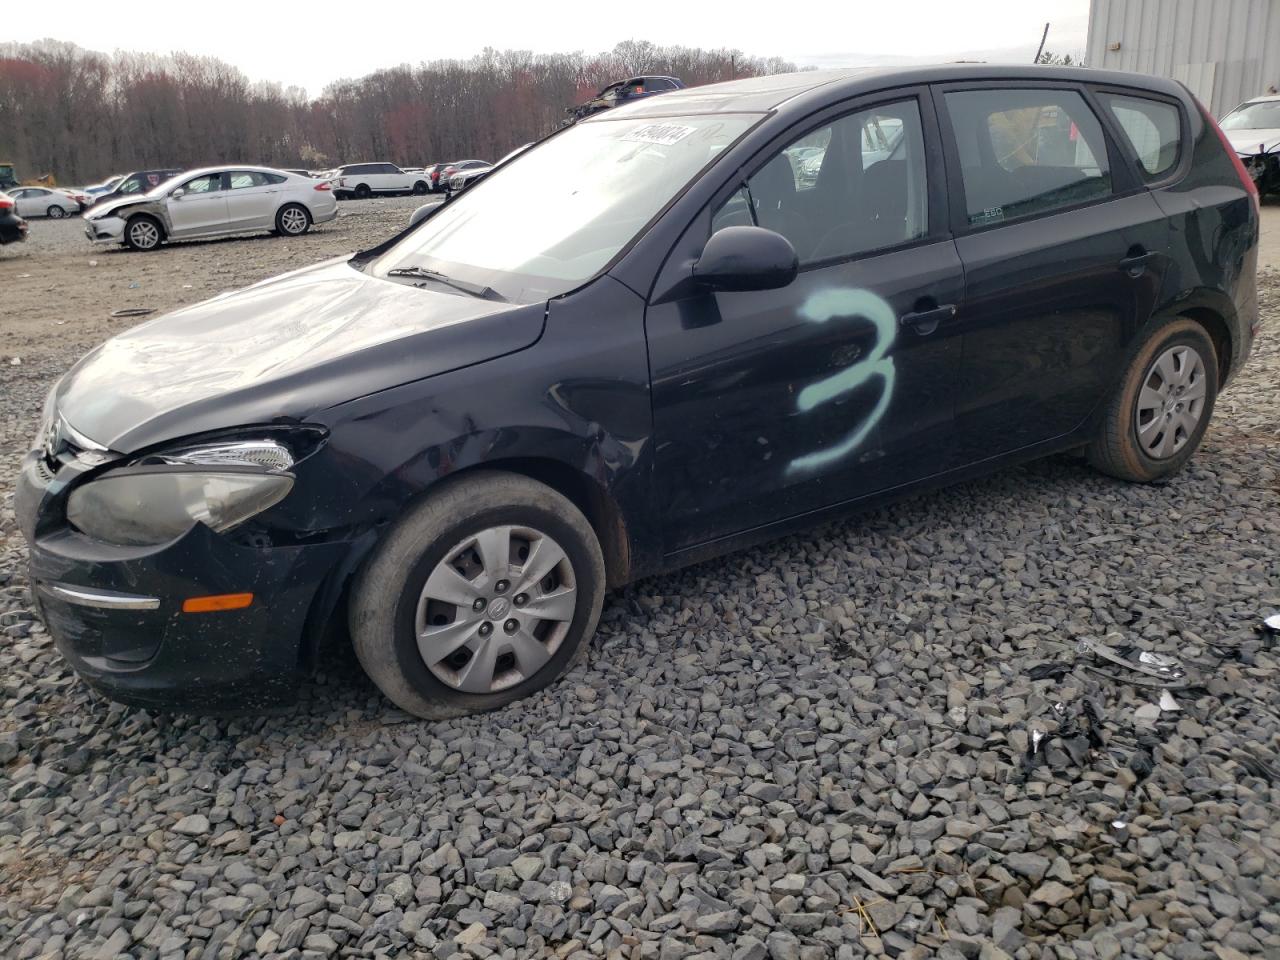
top-left (82, 166), bottom-right (339, 251)
top-left (9, 186), bottom-right (80, 219)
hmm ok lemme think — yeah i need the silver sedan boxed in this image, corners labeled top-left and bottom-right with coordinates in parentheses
top-left (82, 166), bottom-right (340, 251)
top-left (9, 186), bottom-right (80, 219)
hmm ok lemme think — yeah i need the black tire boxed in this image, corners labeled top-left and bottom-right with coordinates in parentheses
top-left (274, 203), bottom-right (311, 236)
top-left (123, 214), bottom-right (163, 252)
top-left (354, 183), bottom-right (372, 199)
top-left (349, 471), bottom-right (606, 719)
top-left (1087, 317), bottom-right (1219, 482)
top-left (47, 205), bottom-right (66, 219)
top-left (412, 180), bottom-right (429, 195)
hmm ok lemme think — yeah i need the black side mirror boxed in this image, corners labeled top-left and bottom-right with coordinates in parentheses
top-left (693, 226), bottom-right (798, 292)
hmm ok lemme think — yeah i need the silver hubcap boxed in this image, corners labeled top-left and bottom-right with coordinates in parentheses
top-left (281, 208), bottom-right (307, 233)
top-left (130, 222), bottom-right (158, 248)
top-left (1135, 345), bottom-right (1207, 459)
top-left (49, 206), bottom-right (65, 218)
top-left (416, 525), bottom-right (577, 694)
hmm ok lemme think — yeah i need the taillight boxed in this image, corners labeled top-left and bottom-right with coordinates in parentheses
top-left (0, 198), bottom-right (12, 210)
top-left (314, 182), bottom-right (332, 191)
top-left (1199, 97), bottom-right (1260, 214)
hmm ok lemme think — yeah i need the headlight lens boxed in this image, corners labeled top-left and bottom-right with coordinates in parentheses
top-left (67, 468), bottom-right (293, 546)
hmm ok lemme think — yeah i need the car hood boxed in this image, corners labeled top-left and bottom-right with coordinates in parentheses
top-left (1224, 127), bottom-right (1280, 154)
top-left (86, 194), bottom-right (156, 218)
top-left (55, 257), bottom-right (546, 452)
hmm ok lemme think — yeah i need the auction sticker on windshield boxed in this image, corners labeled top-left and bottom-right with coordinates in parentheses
top-left (622, 123), bottom-right (696, 146)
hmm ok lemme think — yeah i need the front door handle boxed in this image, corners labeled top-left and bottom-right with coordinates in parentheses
top-left (900, 303), bottom-right (957, 336)
top-left (1119, 249), bottom-right (1155, 276)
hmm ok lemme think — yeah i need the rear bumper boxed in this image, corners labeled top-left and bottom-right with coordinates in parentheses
top-left (0, 214), bottom-right (27, 243)
top-left (16, 450), bottom-right (352, 712)
top-left (313, 205), bottom-right (338, 225)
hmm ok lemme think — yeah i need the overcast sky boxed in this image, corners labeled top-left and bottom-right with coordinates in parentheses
top-left (11, 0), bottom-right (1091, 97)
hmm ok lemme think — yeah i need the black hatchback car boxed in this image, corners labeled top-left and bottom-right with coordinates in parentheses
top-left (17, 65), bottom-right (1258, 719)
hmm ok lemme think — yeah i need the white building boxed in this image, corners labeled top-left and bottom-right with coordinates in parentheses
top-left (1086, 0), bottom-right (1280, 117)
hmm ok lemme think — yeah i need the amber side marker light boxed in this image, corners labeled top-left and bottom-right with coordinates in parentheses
top-left (182, 593), bottom-right (254, 614)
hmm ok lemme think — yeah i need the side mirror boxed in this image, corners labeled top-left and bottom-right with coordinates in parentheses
top-left (693, 226), bottom-right (798, 292)
top-left (408, 202), bottom-right (436, 227)
top-left (170, 188), bottom-right (185, 200)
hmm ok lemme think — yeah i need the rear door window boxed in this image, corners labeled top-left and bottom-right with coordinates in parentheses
top-left (228, 171), bottom-right (270, 189)
top-left (944, 87), bottom-right (1112, 227)
top-left (1099, 93), bottom-right (1181, 178)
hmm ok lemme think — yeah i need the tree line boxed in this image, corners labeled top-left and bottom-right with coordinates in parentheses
top-left (0, 39), bottom-right (799, 185)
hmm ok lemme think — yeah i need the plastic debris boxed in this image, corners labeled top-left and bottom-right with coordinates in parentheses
top-left (17, 272), bottom-right (31, 278)
top-left (1028, 661), bottom-right (1072, 681)
top-left (109, 308), bottom-right (155, 318)
top-left (1257, 614), bottom-right (1280, 647)
top-left (1158, 690), bottom-right (1180, 712)
top-left (128, 281), bottom-right (140, 288)
top-left (1079, 635), bottom-right (1189, 687)
top-left (1020, 727), bottom-right (1046, 779)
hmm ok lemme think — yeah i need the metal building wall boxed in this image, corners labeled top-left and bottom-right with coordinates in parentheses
top-left (1086, 0), bottom-right (1280, 117)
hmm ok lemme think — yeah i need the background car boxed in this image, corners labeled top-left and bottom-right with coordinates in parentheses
top-left (83, 175), bottom-right (123, 204)
top-left (567, 75), bottom-right (685, 121)
top-left (83, 166), bottom-right (338, 251)
top-left (1220, 95), bottom-right (1280, 194)
top-left (7, 186), bottom-right (80, 219)
top-left (329, 162), bottom-right (429, 198)
top-left (435, 159), bottom-right (488, 192)
top-left (446, 161), bottom-right (493, 193)
top-left (0, 191), bottom-right (29, 243)
top-left (94, 169), bottom-right (185, 205)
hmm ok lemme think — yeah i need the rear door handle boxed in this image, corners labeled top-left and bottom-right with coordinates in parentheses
top-left (899, 303), bottom-right (957, 336)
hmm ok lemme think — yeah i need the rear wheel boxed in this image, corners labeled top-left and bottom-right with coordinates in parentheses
top-left (123, 215), bottom-right (163, 251)
top-left (47, 205), bottom-right (66, 219)
top-left (275, 203), bottom-right (311, 236)
top-left (350, 472), bottom-right (605, 719)
top-left (1088, 317), bottom-right (1218, 482)
top-left (354, 183), bottom-right (372, 199)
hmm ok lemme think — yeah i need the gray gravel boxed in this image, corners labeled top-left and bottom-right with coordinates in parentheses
top-left (1, 207), bottom-right (1278, 959)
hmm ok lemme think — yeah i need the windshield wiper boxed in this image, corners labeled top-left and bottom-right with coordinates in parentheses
top-left (386, 266), bottom-right (507, 301)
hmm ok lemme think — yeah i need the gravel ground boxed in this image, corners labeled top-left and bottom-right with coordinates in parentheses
top-left (1, 202), bottom-right (1278, 960)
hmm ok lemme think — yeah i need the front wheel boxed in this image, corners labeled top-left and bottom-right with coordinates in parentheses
top-left (350, 472), bottom-right (606, 719)
top-left (1088, 317), bottom-right (1218, 482)
top-left (412, 180), bottom-right (429, 195)
top-left (123, 215), bottom-right (163, 251)
top-left (275, 203), bottom-right (311, 236)
top-left (47, 205), bottom-right (67, 219)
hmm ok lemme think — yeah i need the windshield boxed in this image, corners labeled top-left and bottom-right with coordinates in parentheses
top-left (1221, 100), bottom-right (1280, 131)
top-left (370, 113), bottom-right (759, 302)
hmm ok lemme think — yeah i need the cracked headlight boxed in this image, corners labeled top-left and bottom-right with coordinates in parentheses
top-left (66, 439), bottom-right (297, 546)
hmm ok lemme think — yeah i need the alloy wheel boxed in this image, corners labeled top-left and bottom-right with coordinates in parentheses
top-left (415, 525), bottom-right (577, 693)
top-left (280, 207), bottom-right (308, 234)
top-left (1135, 344), bottom-right (1207, 459)
top-left (129, 220), bottom-right (159, 249)
top-left (48, 206), bottom-right (66, 219)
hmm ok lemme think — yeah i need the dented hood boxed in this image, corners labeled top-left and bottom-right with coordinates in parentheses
top-left (55, 257), bottom-right (545, 452)
top-left (1224, 127), bottom-right (1280, 155)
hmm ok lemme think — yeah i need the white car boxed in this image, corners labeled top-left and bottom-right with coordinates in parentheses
top-left (83, 166), bottom-right (339, 251)
top-left (330, 162), bottom-right (430, 199)
top-left (8, 186), bottom-right (80, 219)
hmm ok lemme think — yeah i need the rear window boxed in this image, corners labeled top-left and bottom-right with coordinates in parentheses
top-left (1099, 94), bottom-right (1181, 178)
top-left (946, 87), bottom-right (1113, 227)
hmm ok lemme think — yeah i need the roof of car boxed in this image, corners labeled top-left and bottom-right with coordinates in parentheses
top-left (590, 63), bottom-right (1191, 119)
top-left (1239, 94), bottom-right (1280, 106)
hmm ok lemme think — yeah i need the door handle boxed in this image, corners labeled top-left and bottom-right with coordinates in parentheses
top-left (899, 303), bottom-right (957, 336)
top-left (1119, 249), bottom-right (1154, 276)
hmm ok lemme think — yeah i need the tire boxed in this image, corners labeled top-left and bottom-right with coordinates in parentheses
top-left (275, 203), bottom-right (311, 236)
top-left (47, 205), bottom-right (66, 219)
top-left (349, 471), bottom-right (606, 719)
top-left (354, 183), bottom-right (372, 199)
top-left (412, 180), bottom-right (429, 195)
top-left (1087, 317), bottom-right (1219, 482)
top-left (123, 214), bottom-right (163, 252)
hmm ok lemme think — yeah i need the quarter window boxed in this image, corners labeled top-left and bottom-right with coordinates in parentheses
top-left (1100, 94), bottom-right (1181, 177)
top-left (945, 87), bottom-right (1112, 227)
top-left (714, 98), bottom-right (928, 264)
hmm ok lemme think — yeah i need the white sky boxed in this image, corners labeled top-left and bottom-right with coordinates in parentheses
top-left (10, 0), bottom-right (1091, 98)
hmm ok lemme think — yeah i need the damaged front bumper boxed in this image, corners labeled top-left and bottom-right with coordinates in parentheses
top-left (15, 448), bottom-right (352, 712)
top-left (84, 216), bottom-right (125, 244)
top-left (1239, 151), bottom-right (1280, 194)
